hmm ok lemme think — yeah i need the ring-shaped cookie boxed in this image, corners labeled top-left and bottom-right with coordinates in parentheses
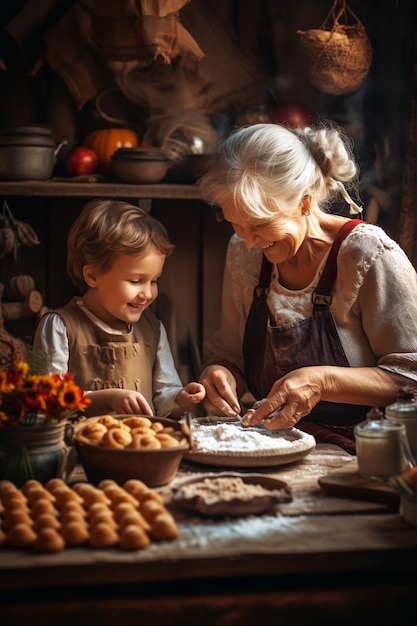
top-left (101, 428), bottom-right (132, 449)
top-left (156, 433), bottom-right (180, 448)
top-left (129, 434), bottom-right (161, 450)
top-left (95, 415), bottom-right (120, 428)
top-left (76, 422), bottom-right (107, 445)
top-left (121, 416), bottom-right (152, 429)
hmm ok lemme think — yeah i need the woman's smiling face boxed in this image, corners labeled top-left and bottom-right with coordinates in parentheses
top-left (221, 197), bottom-right (307, 264)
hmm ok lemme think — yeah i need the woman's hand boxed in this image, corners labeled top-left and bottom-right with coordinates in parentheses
top-left (199, 365), bottom-right (241, 417)
top-left (243, 367), bottom-right (322, 429)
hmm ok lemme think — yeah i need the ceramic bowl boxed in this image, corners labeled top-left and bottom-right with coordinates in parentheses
top-left (74, 416), bottom-right (190, 487)
top-left (112, 148), bottom-right (172, 183)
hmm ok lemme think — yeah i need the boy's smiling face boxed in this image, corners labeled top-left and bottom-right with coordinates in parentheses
top-left (82, 246), bottom-right (165, 331)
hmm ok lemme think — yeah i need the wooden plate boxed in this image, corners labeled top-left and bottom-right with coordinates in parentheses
top-left (172, 471), bottom-right (292, 517)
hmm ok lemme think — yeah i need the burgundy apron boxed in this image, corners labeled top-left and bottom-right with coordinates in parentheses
top-left (242, 219), bottom-right (368, 453)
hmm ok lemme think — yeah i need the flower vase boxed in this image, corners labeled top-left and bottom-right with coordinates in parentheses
top-left (0, 420), bottom-right (70, 487)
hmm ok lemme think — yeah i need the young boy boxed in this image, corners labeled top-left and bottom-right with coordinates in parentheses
top-left (33, 198), bottom-right (205, 418)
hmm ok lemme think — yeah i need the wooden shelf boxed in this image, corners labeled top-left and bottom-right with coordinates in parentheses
top-left (0, 180), bottom-right (202, 199)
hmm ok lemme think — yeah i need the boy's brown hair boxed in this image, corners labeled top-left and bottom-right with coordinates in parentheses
top-left (67, 199), bottom-right (174, 292)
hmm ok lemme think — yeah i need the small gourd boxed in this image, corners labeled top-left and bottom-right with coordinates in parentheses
top-left (83, 128), bottom-right (139, 175)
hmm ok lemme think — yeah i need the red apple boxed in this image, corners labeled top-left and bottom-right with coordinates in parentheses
top-left (65, 146), bottom-right (98, 176)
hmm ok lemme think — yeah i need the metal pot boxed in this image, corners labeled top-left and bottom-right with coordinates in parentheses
top-left (0, 134), bottom-right (56, 147)
top-left (0, 140), bottom-right (67, 181)
top-left (0, 123), bottom-right (54, 137)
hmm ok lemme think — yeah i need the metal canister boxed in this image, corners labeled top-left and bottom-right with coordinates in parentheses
top-left (385, 387), bottom-right (417, 466)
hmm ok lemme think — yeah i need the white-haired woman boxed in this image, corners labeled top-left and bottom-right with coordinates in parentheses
top-left (198, 122), bottom-right (417, 452)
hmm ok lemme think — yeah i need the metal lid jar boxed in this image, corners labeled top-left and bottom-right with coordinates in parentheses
top-left (354, 407), bottom-right (407, 480)
top-left (385, 387), bottom-right (417, 466)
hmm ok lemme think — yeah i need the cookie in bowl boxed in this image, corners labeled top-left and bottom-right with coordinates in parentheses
top-left (74, 415), bottom-right (190, 487)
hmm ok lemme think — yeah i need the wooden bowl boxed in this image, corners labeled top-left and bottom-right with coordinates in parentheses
top-left (75, 416), bottom-right (190, 487)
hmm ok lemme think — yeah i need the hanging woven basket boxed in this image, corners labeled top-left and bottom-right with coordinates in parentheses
top-left (297, 0), bottom-right (373, 96)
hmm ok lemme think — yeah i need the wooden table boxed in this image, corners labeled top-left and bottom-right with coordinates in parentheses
top-left (1, 443), bottom-right (416, 626)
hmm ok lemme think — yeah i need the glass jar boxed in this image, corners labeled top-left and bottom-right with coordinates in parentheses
top-left (354, 408), bottom-right (408, 480)
top-left (385, 387), bottom-right (417, 466)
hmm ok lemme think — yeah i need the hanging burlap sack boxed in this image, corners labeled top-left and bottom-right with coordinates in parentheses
top-left (297, 0), bottom-right (373, 96)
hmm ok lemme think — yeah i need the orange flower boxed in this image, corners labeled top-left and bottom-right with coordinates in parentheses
top-left (0, 357), bottom-right (90, 427)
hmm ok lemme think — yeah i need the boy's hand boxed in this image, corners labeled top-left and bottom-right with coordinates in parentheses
top-left (176, 382), bottom-right (206, 407)
top-left (108, 389), bottom-right (153, 415)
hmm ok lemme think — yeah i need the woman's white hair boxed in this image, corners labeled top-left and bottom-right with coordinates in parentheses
top-left (198, 122), bottom-right (362, 223)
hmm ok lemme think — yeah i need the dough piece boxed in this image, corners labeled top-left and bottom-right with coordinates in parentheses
top-left (59, 500), bottom-right (86, 518)
top-left (34, 527), bottom-right (66, 553)
top-left (88, 522), bottom-right (119, 548)
top-left (33, 513), bottom-right (61, 531)
top-left (149, 513), bottom-right (179, 541)
top-left (61, 520), bottom-right (89, 546)
top-left (240, 408), bottom-right (255, 428)
top-left (45, 478), bottom-right (67, 494)
top-left (112, 502), bottom-right (138, 522)
top-left (97, 479), bottom-right (119, 490)
top-left (123, 479), bottom-right (149, 499)
top-left (1, 488), bottom-right (26, 505)
top-left (59, 510), bottom-right (86, 526)
top-left (21, 479), bottom-right (43, 496)
top-left (139, 490), bottom-right (164, 506)
top-left (25, 486), bottom-right (55, 505)
top-left (6, 522), bottom-right (37, 548)
top-left (3, 509), bottom-right (33, 529)
top-left (53, 487), bottom-right (83, 507)
top-left (103, 485), bottom-right (139, 508)
top-left (119, 524), bottom-right (150, 550)
top-left (117, 511), bottom-right (151, 532)
top-left (139, 499), bottom-right (166, 522)
top-left (0, 480), bottom-right (18, 498)
top-left (30, 498), bottom-right (56, 516)
top-left (86, 502), bottom-right (112, 519)
top-left (82, 489), bottom-right (111, 507)
top-left (4, 496), bottom-right (28, 512)
top-left (88, 512), bottom-right (118, 529)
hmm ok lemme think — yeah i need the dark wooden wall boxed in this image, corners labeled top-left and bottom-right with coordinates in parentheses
top-left (0, 0), bottom-right (416, 380)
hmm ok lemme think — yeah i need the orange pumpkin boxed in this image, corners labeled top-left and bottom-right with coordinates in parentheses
top-left (83, 128), bottom-right (139, 175)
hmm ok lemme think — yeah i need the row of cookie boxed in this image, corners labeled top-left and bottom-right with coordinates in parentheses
top-left (0, 477), bottom-right (179, 552)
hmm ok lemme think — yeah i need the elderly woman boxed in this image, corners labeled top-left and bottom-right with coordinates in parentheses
top-left (198, 122), bottom-right (417, 452)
